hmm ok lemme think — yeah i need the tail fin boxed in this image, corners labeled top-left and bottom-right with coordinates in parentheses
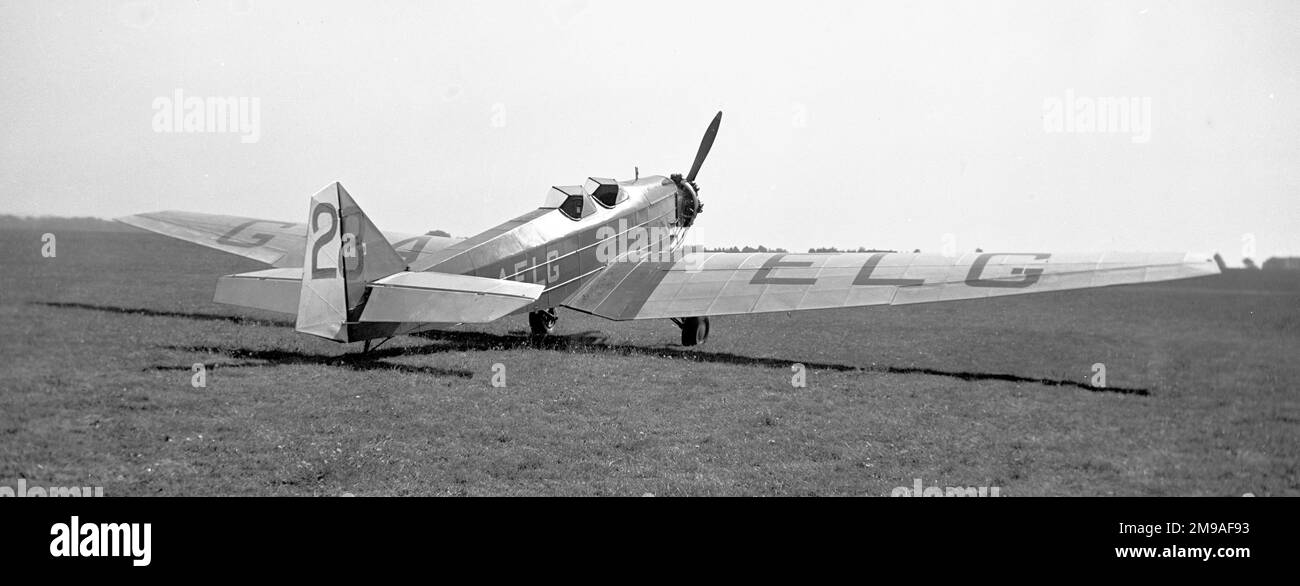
top-left (296, 182), bottom-right (406, 341)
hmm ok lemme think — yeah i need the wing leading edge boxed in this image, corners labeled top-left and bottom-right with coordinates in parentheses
top-left (563, 251), bottom-right (1221, 320)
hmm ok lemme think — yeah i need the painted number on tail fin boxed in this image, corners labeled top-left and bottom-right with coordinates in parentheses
top-left (309, 202), bottom-right (338, 279)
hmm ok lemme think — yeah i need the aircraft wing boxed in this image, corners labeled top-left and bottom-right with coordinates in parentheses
top-left (117, 210), bottom-right (306, 266)
top-left (116, 210), bottom-right (455, 268)
top-left (563, 251), bottom-right (1222, 320)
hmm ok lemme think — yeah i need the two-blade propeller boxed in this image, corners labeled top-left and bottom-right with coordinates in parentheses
top-left (687, 111), bottom-right (722, 183)
top-left (673, 111), bottom-right (721, 228)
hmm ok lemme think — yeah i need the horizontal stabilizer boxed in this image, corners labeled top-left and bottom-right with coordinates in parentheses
top-left (212, 267), bottom-right (543, 325)
top-left (214, 268), bottom-right (302, 314)
top-left (359, 272), bottom-right (544, 324)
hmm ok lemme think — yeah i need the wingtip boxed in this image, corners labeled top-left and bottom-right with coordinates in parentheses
top-left (113, 214), bottom-right (144, 226)
top-left (114, 210), bottom-right (175, 221)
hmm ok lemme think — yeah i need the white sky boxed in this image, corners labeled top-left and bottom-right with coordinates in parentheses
top-left (1, 0), bottom-right (1296, 264)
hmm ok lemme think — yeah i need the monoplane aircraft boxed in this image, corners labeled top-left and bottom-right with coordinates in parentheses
top-left (119, 112), bottom-right (1221, 350)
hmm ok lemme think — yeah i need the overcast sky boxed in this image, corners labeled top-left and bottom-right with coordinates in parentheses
top-left (1, 0), bottom-right (1295, 264)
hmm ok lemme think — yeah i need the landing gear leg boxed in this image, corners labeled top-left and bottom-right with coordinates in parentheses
top-left (361, 337), bottom-right (394, 354)
top-left (528, 308), bottom-right (558, 336)
top-left (674, 316), bottom-right (710, 346)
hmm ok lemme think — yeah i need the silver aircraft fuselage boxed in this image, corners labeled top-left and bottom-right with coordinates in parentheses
top-left (403, 176), bottom-right (686, 313)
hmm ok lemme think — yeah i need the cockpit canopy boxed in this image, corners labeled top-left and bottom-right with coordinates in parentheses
top-left (542, 185), bottom-right (590, 220)
top-left (585, 177), bottom-right (625, 207)
top-left (541, 178), bottom-right (627, 220)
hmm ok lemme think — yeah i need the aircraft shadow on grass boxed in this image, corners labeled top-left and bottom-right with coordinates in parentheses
top-left (149, 345), bottom-right (476, 379)
top-left (411, 329), bottom-right (1150, 396)
top-left (35, 301), bottom-right (1149, 395)
top-left (37, 301), bottom-right (294, 327)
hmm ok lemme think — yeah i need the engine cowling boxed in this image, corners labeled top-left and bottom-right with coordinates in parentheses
top-left (671, 173), bottom-right (703, 227)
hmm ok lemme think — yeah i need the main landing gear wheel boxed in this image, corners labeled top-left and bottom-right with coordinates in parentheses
top-left (677, 316), bottom-right (710, 346)
top-left (528, 309), bottom-right (558, 336)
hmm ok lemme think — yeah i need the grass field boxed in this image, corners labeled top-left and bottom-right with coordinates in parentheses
top-left (1, 227), bottom-right (1297, 496)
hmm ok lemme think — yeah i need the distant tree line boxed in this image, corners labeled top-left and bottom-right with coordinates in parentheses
top-left (0, 215), bottom-right (135, 232)
top-left (697, 246), bottom-right (999, 254)
top-left (1256, 257), bottom-right (1300, 271)
top-left (806, 247), bottom-right (897, 253)
top-left (702, 245), bottom-right (789, 253)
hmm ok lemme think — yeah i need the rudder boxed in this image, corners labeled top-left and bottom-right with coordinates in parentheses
top-left (296, 182), bottom-right (406, 342)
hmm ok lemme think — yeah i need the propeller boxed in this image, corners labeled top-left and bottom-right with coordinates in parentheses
top-left (687, 111), bottom-right (722, 182)
top-left (673, 111), bottom-right (721, 228)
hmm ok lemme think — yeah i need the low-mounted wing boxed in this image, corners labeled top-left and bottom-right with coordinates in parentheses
top-left (117, 210), bottom-right (305, 266)
top-left (564, 251), bottom-right (1222, 320)
top-left (116, 210), bottom-right (457, 269)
